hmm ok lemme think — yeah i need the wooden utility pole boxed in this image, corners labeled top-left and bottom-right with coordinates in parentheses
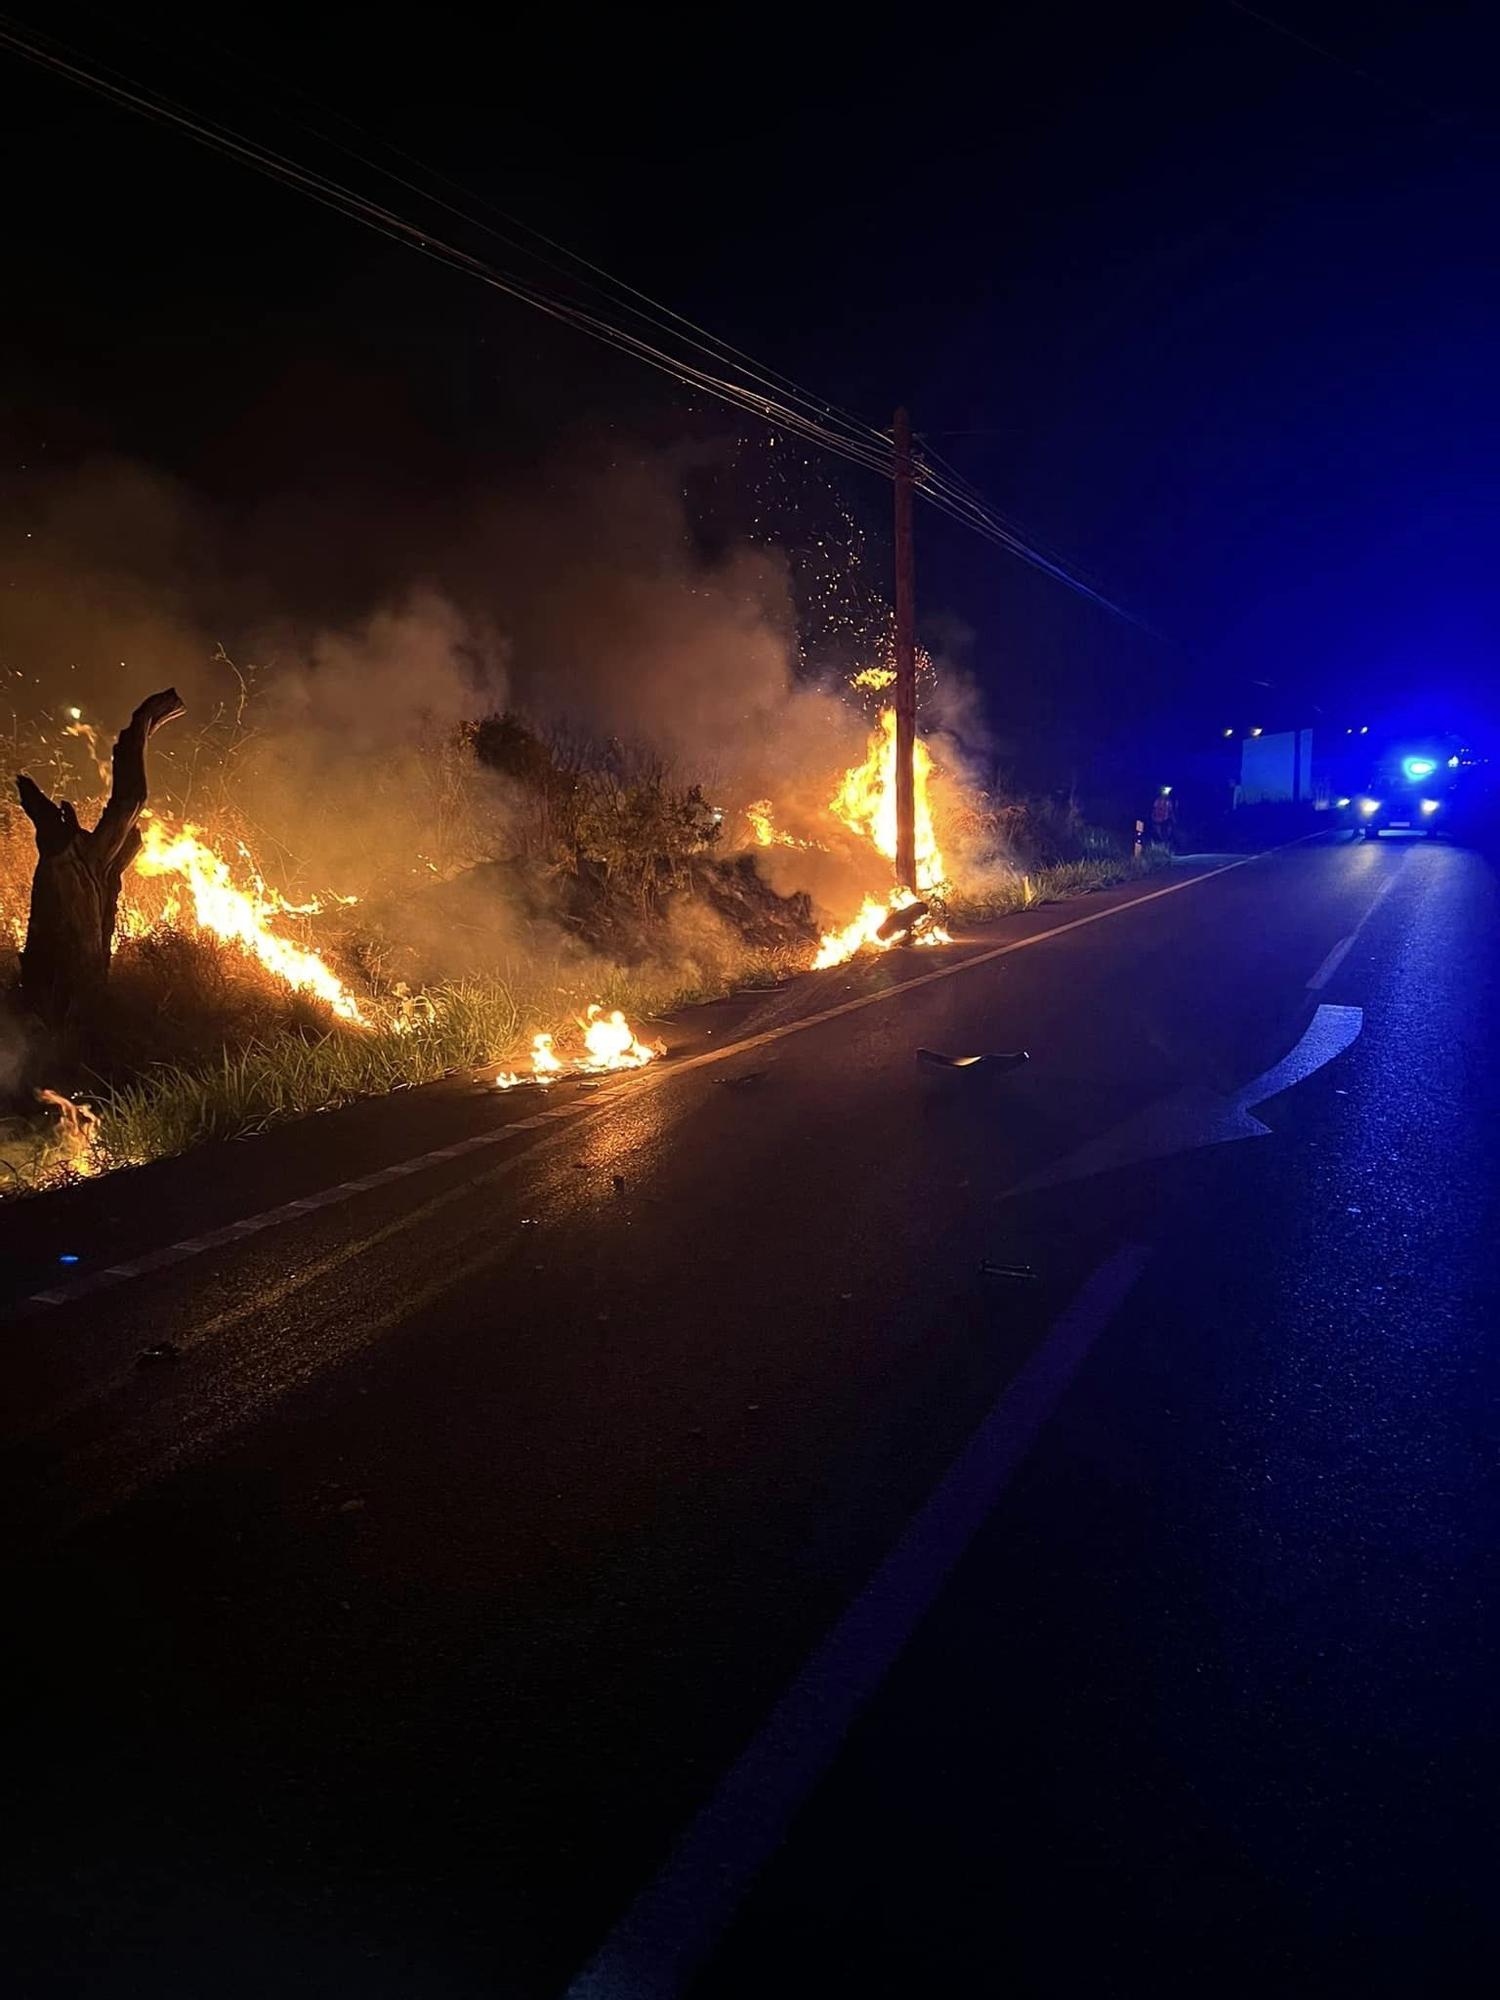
top-left (892, 407), bottom-right (918, 892)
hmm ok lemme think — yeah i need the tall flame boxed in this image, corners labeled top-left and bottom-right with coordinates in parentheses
top-left (828, 708), bottom-right (944, 894)
top-left (815, 707), bottom-right (950, 968)
top-left (133, 820), bottom-right (369, 1025)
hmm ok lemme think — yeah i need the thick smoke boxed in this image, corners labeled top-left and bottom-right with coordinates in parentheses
top-left (1, 446), bottom-right (894, 975)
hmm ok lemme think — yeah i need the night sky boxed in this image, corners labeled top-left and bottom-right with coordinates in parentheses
top-left (6, 2), bottom-right (1500, 781)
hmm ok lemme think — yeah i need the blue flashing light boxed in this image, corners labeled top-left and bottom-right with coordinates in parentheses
top-left (1403, 755), bottom-right (1438, 781)
top-left (58, 1253), bottom-right (80, 1265)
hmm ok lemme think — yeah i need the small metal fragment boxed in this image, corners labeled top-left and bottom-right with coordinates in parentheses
top-left (918, 1048), bottom-right (1030, 1073)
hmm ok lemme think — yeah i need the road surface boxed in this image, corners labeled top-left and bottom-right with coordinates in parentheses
top-left (2, 833), bottom-right (1495, 1997)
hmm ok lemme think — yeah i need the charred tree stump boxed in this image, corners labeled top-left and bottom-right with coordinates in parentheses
top-left (16, 687), bottom-right (185, 1032)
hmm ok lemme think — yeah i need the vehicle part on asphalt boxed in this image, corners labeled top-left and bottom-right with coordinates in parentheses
top-left (917, 1048), bottom-right (1030, 1073)
top-left (877, 898), bottom-right (930, 942)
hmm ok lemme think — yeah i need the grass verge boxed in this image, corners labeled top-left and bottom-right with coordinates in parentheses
top-left (70, 946), bottom-right (798, 1181)
top-left (945, 848), bottom-right (1171, 925)
top-left (11, 855), bottom-right (1167, 1193)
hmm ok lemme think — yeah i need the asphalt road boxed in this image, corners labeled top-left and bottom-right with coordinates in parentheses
top-left (2, 833), bottom-right (1495, 1997)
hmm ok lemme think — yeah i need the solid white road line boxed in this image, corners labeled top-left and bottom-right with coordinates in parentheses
top-left (23, 851), bottom-right (1270, 1313)
top-left (564, 1246), bottom-right (1151, 2000)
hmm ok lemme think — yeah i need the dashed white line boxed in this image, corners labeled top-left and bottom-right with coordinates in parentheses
top-left (23, 1113), bottom-right (592, 1307)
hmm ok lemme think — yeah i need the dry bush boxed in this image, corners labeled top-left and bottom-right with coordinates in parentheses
top-left (99, 927), bottom-right (327, 1073)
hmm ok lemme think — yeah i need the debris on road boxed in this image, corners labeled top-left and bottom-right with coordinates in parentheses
top-left (917, 1048), bottom-right (1030, 1074)
top-left (979, 1260), bottom-right (1037, 1281)
top-left (135, 1341), bottom-right (181, 1365)
top-left (877, 898), bottom-right (930, 943)
top-left (496, 1006), bottom-right (663, 1090)
top-left (716, 1070), bottom-right (769, 1089)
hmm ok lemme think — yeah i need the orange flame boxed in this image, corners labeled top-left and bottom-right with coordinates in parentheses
top-left (495, 1008), bottom-right (661, 1089)
top-left (496, 1031), bottom-right (562, 1089)
top-left (745, 799), bottom-right (820, 850)
top-left (132, 820), bottom-right (368, 1025)
top-left (580, 1003), bottom-right (659, 1072)
top-left (35, 1088), bottom-right (100, 1179)
top-left (532, 1031), bottom-right (563, 1078)
top-left (815, 707), bottom-right (951, 967)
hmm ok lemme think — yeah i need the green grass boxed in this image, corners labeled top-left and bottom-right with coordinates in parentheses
top-left (78, 946), bottom-right (803, 1178)
top-left (945, 849), bottom-right (1170, 925)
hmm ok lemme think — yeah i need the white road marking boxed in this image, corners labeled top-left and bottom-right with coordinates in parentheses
top-left (648, 851), bottom-right (1266, 1085)
top-left (1306, 853), bottom-right (1407, 991)
top-left (1239, 1001), bottom-right (1363, 1110)
top-left (563, 1247), bottom-right (1151, 2000)
top-left (1307, 935), bottom-right (1354, 991)
top-left (1009, 1003), bottom-right (1363, 1198)
top-left (21, 1113), bottom-right (594, 1308)
top-left (21, 852), bottom-right (1270, 1313)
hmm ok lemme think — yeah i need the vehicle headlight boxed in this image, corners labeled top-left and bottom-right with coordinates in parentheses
top-left (1358, 797), bottom-right (1380, 815)
top-left (1420, 798), bottom-right (1440, 814)
top-left (1336, 796), bottom-right (1352, 808)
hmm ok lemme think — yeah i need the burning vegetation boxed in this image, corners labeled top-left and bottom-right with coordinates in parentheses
top-left (0, 453), bottom-right (1154, 1194)
top-left (0, 671), bottom-right (957, 1187)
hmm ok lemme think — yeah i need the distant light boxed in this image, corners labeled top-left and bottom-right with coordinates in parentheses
top-left (1359, 798), bottom-right (1381, 815)
top-left (1403, 756), bottom-right (1437, 780)
top-left (1250, 726), bottom-right (1263, 737)
top-left (67, 705), bottom-right (81, 720)
top-left (1346, 726), bottom-right (1354, 734)
top-left (1448, 755), bottom-right (1460, 768)
top-left (1359, 725), bottom-right (1369, 734)
top-left (1420, 798), bottom-right (1440, 814)
top-left (1222, 727), bottom-right (1234, 739)
top-left (58, 1253), bottom-right (80, 1265)
top-left (1161, 784), bottom-right (1173, 795)
top-left (1336, 796), bottom-right (1352, 807)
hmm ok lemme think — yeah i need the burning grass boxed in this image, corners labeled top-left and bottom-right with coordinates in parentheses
top-left (7, 856), bottom-right (1162, 1189)
top-left (1, 675), bottom-right (1147, 1196)
top-left (62, 950), bottom-right (796, 1175)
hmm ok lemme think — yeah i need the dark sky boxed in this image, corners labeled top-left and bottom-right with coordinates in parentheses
top-left (5, 2), bottom-right (1500, 773)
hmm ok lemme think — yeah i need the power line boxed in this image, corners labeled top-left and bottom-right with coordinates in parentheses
top-left (0, 11), bottom-right (1157, 633)
top-left (105, 14), bottom-right (899, 458)
top-left (0, 16), bottom-right (896, 482)
top-left (917, 439), bottom-right (1103, 589)
top-left (1223, 2), bottom-right (1461, 129)
top-left (914, 479), bottom-right (1161, 636)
